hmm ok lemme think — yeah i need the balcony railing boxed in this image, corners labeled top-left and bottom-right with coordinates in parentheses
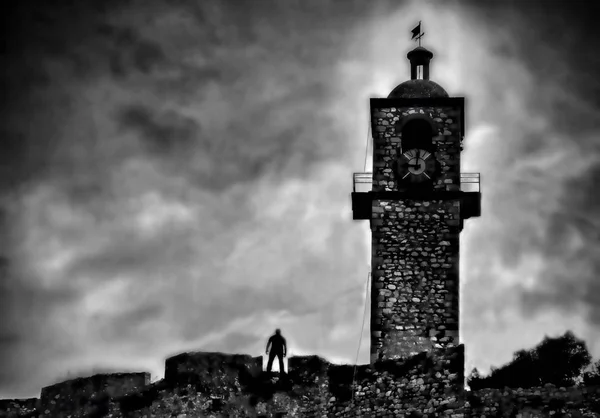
top-left (353, 173), bottom-right (373, 193)
top-left (352, 172), bottom-right (481, 193)
top-left (459, 173), bottom-right (480, 192)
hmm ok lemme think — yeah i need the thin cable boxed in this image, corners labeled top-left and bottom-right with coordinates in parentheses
top-left (311, 284), bottom-right (364, 312)
top-left (351, 271), bottom-right (371, 403)
top-left (363, 120), bottom-right (371, 172)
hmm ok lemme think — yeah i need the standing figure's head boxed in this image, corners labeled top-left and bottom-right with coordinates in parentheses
top-left (275, 328), bottom-right (281, 335)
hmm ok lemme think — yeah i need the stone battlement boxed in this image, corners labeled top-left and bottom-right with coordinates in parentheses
top-left (0, 347), bottom-right (464, 417)
top-left (40, 372), bottom-right (150, 417)
top-left (1, 346), bottom-right (600, 417)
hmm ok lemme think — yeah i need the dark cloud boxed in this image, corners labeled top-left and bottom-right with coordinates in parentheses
top-left (456, 0), bottom-right (600, 320)
top-left (1, 0), bottom-right (375, 398)
top-left (64, 226), bottom-right (197, 281)
top-left (1, 0), bottom-right (358, 194)
top-left (100, 303), bottom-right (165, 341)
top-left (132, 41), bottom-right (167, 74)
top-left (1, 0), bottom-right (599, 399)
top-left (100, 25), bottom-right (168, 77)
top-left (117, 104), bottom-right (200, 155)
top-left (179, 284), bottom-right (314, 342)
top-left (216, 332), bottom-right (263, 354)
top-left (0, 332), bottom-right (20, 347)
top-left (0, 272), bottom-right (81, 323)
top-left (0, 127), bottom-right (54, 192)
top-left (465, 0), bottom-right (600, 131)
top-left (57, 177), bottom-right (114, 211)
top-left (1, 0), bottom-right (126, 83)
top-left (518, 162), bottom-right (600, 321)
top-left (547, 164), bottom-right (600, 255)
top-left (0, 273), bottom-right (82, 387)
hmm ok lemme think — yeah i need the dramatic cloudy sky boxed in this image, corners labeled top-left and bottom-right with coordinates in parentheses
top-left (1, 0), bottom-right (599, 398)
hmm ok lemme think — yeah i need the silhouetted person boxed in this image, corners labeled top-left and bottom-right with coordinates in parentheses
top-left (265, 328), bottom-right (287, 373)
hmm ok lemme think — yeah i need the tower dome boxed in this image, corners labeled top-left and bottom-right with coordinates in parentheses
top-left (388, 79), bottom-right (448, 99)
top-left (388, 46), bottom-right (448, 99)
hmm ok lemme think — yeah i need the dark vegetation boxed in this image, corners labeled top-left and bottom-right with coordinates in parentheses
top-left (583, 360), bottom-right (600, 386)
top-left (468, 331), bottom-right (600, 390)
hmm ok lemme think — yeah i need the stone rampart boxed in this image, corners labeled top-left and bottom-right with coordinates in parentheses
top-left (2, 346), bottom-right (600, 417)
top-left (37, 372), bottom-right (149, 418)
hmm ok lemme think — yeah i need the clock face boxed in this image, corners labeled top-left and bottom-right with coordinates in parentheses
top-left (397, 148), bottom-right (438, 184)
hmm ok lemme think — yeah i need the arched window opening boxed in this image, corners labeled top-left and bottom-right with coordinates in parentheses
top-left (416, 65), bottom-right (423, 79)
top-left (401, 118), bottom-right (434, 153)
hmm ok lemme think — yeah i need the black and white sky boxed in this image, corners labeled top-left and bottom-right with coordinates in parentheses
top-left (1, 0), bottom-right (599, 399)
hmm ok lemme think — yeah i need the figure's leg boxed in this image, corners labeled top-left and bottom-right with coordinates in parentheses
top-left (278, 353), bottom-right (285, 374)
top-left (267, 353), bottom-right (275, 372)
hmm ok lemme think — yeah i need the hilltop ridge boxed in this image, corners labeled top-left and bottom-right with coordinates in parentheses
top-left (1, 345), bottom-right (599, 417)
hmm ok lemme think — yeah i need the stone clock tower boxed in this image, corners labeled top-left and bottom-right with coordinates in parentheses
top-left (352, 45), bottom-right (481, 363)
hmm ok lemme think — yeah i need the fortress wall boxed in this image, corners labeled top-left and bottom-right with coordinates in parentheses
top-left (37, 372), bottom-right (149, 417)
top-left (163, 351), bottom-right (263, 398)
top-left (0, 398), bottom-right (38, 417)
top-left (3, 347), bottom-right (600, 417)
top-left (324, 345), bottom-right (464, 417)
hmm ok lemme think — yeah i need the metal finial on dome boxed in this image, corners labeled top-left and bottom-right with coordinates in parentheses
top-left (410, 21), bottom-right (424, 47)
top-left (408, 22), bottom-right (433, 80)
top-left (386, 22), bottom-right (448, 99)
top-left (407, 46), bottom-right (433, 80)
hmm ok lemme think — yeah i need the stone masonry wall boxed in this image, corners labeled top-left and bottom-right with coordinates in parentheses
top-left (164, 352), bottom-right (263, 398)
top-left (0, 398), bottom-right (38, 417)
top-left (4, 347), bottom-right (600, 417)
top-left (371, 105), bottom-right (462, 193)
top-left (370, 198), bottom-right (461, 362)
top-left (326, 346), bottom-right (465, 417)
top-left (38, 372), bottom-right (149, 417)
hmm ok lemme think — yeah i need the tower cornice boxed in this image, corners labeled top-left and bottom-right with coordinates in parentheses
top-left (370, 97), bottom-right (465, 141)
top-left (351, 190), bottom-right (481, 222)
top-left (370, 97), bottom-right (464, 107)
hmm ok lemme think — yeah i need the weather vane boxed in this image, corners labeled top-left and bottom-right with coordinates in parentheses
top-left (411, 21), bottom-right (424, 47)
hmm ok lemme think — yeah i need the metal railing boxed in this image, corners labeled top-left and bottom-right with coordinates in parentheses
top-left (353, 173), bottom-right (373, 193)
top-left (352, 172), bottom-right (480, 192)
top-left (459, 173), bottom-right (480, 192)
